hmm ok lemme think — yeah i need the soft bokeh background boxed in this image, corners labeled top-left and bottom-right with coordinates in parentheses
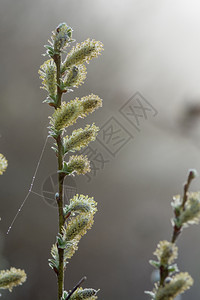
top-left (1, 0), bottom-right (200, 299)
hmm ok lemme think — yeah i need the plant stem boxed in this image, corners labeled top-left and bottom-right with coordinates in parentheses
top-left (54, 54), bottom-right (62, 108)
top-left (171, 226), bottom-right (181, 243)
top-left (171, 170), bottom-right (195, 244)
top-left (159, 265), bottom-right (169, 286)
top-left (57, 136), bottom-right (65, 300)
top-left (182, 170), bottom-right (194, 209)
top-left (54, 53), bottom-right (65, 300)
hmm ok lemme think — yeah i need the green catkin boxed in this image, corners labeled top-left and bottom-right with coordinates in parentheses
top-left (39, 59), bottom-right (57, 97)
top-left (64, 64), bottom-right (87, 88)
top-left (0, 153), bottom-right (8, 175)
top-left (67, 155), bottom-right (91, 175)
top-left (0, 268), bottom-right (27, 292)
top-left (63, 124), bottom-right (99, 153)
top-left (155, 273), bottom-right (193, 300)
top-left (65, 216), bottom-right (89, 241)
top-left (80, 94), bottom-right (102, 116)
top-left (154, 241), bottom-right (178, 266)
top-left (70, 287), bottom-right (98, 300)
top-left (179, 192), bottom-right (200, 226)
top-left (52, 23), bottom-right (73, 52)
top-left (172, 192), bottom-right (200, 228)
top-left (49, 100), bottom-right (83, 132)
top-left (64, 194), bottom-right (97, 216)
top-left (62, 38), bottom-right (103, 72)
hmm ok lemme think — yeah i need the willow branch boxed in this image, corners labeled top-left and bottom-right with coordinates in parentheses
top-left (54, 52), bottom-right (65, 300)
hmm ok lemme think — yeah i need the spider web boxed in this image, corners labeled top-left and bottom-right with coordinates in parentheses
top-left (7, 135), bottom-right (49, 234)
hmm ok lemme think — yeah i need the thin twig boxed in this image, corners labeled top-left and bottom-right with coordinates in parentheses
top-left (182, 170), bottom-right (195, 209)
top-left (159, 170), bottom-right (197, 285)
top-left (66, 276), bottom-right (87, 300)
top-left (171, 170), bottom-right (196, 243)
top-left (53, 53), bottom-right (65, 299)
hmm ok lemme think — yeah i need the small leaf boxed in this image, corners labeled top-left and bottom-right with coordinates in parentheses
top-left (48, 259), bottom-right (58, 272)
top-left (61, 291), bottom-right (69, 300)
top-left (44, 45), bottom-right (54, 52)
top-left (43, 96), bottom-right (57, 107)
top-left (149, 260), bottom-right (160, 269)
top-left (51, 146), bottom-right (58, 153)
top-left (168, 263), bottom-right (179, 274)
top-left (44, 45), bottom-right (56, 57)
top-left (57, 233), bottom-right (68, 249)
top-left (57, 161), bottom-right (71, 175)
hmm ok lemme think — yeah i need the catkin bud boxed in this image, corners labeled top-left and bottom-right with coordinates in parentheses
top-left (53, 23), bottom-right (73, 52)
top-left (80, 94), bottom-right (102, 116)
top-left (49, 100), bottom-right (83, 133)
top-left (65, 215), bottom-right (89, 241)
top-left (64, 64), bottom-right (87, 88)
top-left (64, 197), bottom-right (97, 242)
top-left (65, 202), bottom-right (90, 214)
top-left (155, 272), bottom-right (193, 300)
top-left (154, 241), bottom-right (178, 266)
top-left (179, 192), bottom-right (200, 227)
top-left (64, 239), bottom-right (79, 260)
top-left (70, 287), bottom-right (98, 300)
top-left (67, 155), bottom-right (90, 175)
top-left (50, 240), bottom-right (79, 269)
top-left (0, 154), bottom-right (8, 175)
top-left (64, 194), bottom-right (97, 215)
top-left (62, 38), bottom-right (104, 72)
top-left (0, 268), bottom-right (27, 292)
top-left (188, 169), bottom-right (198, 180)
top-left (63, 124), bottom-right (99, 153)
top-left (39, 59), bottom-right (57, 98)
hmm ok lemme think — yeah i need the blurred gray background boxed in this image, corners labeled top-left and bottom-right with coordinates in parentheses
top-left (1, 0), bottom-right (200, 299)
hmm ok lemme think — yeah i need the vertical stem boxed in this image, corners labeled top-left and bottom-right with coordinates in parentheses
top-left (55, 54), bottom-right (62, 108)
top-left (54, 53), bottom-right (65, 300)
top-left (57, 136), bottom-right (65, 300)
top-left (159, 265), bottom-right (169, 286)
top-left (171, 226), bottom-right (181, 243)
top-left (181, 170), bottom-right (194, 209)
top-left (171, 170), bottom-right (195, 244)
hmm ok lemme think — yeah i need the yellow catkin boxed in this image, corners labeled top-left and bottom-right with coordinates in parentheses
top-left (80, 94), bottom-right (102, 116)
top-left (180, 192), bottom-right (200, 226)
top-left (155, 272), bottom-right (193, 300)
top-left (0, 154), bottom-right (8, 175)
top-left (67, 155), bottom-right (91, 175)
top-left (62, 38), bottom-right (104, 71)
top-left (154, 240), bottom-right (178, 265)
top-left (0, 268), bottom-right (27, 292)
top-left (63, 123), bottom-right (99, 153)
top-left (39, 59), bottom-right (57, 97)
top-left (64, 64), bottom-right (87, 88)
top-left (50, 99), bottom-right (83, 132)
top-left (70, 287), bottom-right (98, 300)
